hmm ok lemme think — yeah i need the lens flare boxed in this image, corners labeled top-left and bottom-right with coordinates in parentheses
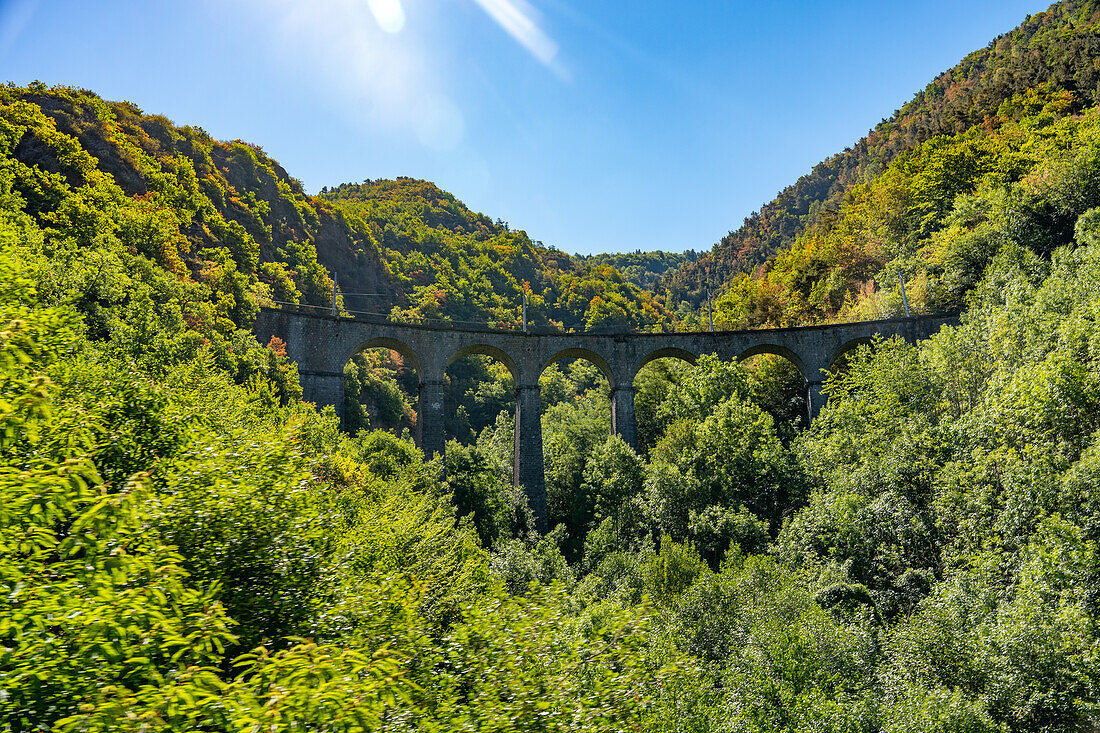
top-left (470, 0), bottom-right (558, 67)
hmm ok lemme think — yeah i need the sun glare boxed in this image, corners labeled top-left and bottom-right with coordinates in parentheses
top-left (228, 0), bottom-right (565, 151)
top-left (366, 0), bottom-right (405, 33)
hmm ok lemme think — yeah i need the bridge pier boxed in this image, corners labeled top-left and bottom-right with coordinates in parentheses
top-left (611, 385), bottom-right (637, 450)
top-left (301, 370), bottom-right (346, 425)
top-left (806, 379), bottom-right (826, 421)
top-left (418, 379), bottom-right (447, 459)
top-left (514, 383), bottom-right (547, 532)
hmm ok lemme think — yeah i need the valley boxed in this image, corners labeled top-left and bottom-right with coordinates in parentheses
top-left (4, 1), bottom-right (1100, 729)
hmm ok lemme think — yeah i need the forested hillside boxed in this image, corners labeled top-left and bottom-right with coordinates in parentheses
top-left (666, 0), bottom-right (1100, 310)
top-left (5, 0), bottom-right (1100, 726)
top-left (708, 91), bottom-right (1100, 327)
top-left (579, 249), bottom-right (700, 291)
top-left (320, 179), bottom-right (672, 332)
top-left (3, 83), bottom-right (672, 335)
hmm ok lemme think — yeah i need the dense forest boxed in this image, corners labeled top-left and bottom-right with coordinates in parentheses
top-left (5, 0), bottom-right (1100, 729)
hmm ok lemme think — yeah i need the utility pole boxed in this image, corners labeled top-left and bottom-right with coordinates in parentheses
top-left (331, 280), bottom-right (337, 316)
top-left (707, 289), bottom-right (714, 332)
top-left (898, 273), bottom-right (910, 318)
top-left (522, 291), bottom-right (528, 333)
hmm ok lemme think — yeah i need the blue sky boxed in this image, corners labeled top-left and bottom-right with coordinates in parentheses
top-left (1, 0), bottom-right (1047, 254)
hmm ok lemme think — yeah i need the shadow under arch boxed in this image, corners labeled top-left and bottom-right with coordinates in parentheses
top-left (736, 343), bottom-right (807, 381)
top-left (540, 347), bottom-right (615, 388)
top-left (450, 344), bottom-right (519, 384)
top-left (636, 346), bottom-right (698, 377)
top-left (829, 337), bottom-right (875, 371)
top-left (351, 336), bottom-right (424, 376)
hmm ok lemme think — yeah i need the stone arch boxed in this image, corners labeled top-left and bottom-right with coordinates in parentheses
top-left (450, 343), bottom-right (519, 384)
top-left (344, 336), bottom-right (425, 446)
top-left (540, 347), bottom-right (615, 388)
top-left (443, 343), bottom-right (520, 450)
top-left (736, 343), bottom-right (807, 381)
top-left (829, 337), bottom-right (875, 371)
top-left (533, 347), bottom-right (616, 534)
top-left (628, 346), bottom-right (700, 455)
top-left (350, 336), bottom-right (424, 376)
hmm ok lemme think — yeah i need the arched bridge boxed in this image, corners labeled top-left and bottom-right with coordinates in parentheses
top-left (254, 307), bottom-right (959, 531)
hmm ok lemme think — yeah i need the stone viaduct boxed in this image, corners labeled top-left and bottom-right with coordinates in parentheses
top-left (254, 307), bottom-right (959, 531)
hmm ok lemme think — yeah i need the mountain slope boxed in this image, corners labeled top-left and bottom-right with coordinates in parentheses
top-left (665, 0), bottom-right (1100, 306)
top-left (7, 82), bottom-right (393, 310)
top-left (321, 179), bottom-right (673, 331)
top-left (3, 83), bottom-right (673, 334)
top-left (709, 96), bottom-right (1100, 327)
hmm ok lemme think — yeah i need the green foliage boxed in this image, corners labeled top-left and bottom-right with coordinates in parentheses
top-left (413, 588), bottom-right (699, 733)
top-left (154, 424), bottom-right (327, 655)
top-left (11, 22), bottom-right (1100, 726)
top-left (540, 378), bottom-right (612, 560)
top-left (649, 381), bottom-right (805, 541)
top-left (642, 536), bottom-right (710, 606)
top-left (704, 98), bottom-right (1100, 326)
top-left (1, 463), bottom-right (234, 732)
top-left (0, 97), bottom-right (707, 728)
top-left (490, 526), bottom-right (575, 595)
top-left (350, 428), bottom-right (422, 480)
top-left (343, 348), bottom-right (417, 435)
top-left (445, 440), bottom-right (530, 546)
top-left (446, 353), bottom-right (515, 443)
top-left (0, 268), bottom-right (233, 729)
top-left (687, 504), bottom-right (769, 562)
top-left (672, 553), bottom-right (877, 729)
top-left (579, 249), bottom-right (700, 290)
top-left (765, 209), bottom-right (1100, 728)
